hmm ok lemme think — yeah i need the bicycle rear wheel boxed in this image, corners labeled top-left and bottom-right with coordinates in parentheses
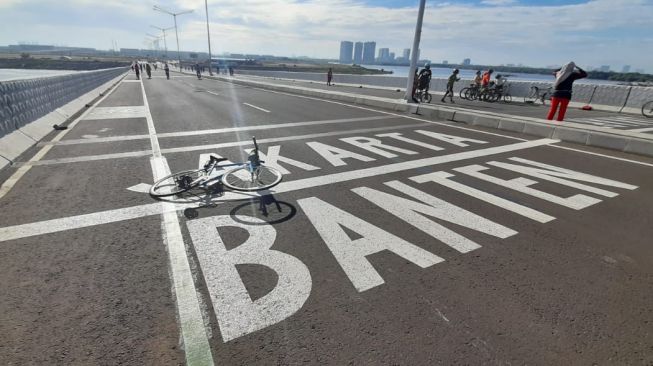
top-left (642, 101), bottom-right (653, 118)
top-left (503, 93), bottom-right (512, 103)
top-left (221, 165), bottom-right (283, 191)
top-left (150, 169), bottom-right (205, 197)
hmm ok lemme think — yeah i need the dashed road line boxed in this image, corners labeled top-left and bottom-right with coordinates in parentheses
top-left (243, 102), bottom-right (270, 113)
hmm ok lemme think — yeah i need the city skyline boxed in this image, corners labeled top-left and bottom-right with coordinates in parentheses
top-left (0, 0), bottom-right (651, 73)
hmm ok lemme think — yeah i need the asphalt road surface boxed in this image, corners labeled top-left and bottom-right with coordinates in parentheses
top-left (1, 68), bottom-right (652, 365)
top-left (236, 74), bottom-right (653, 133)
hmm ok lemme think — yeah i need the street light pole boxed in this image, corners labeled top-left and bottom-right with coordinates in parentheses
top-left (153, 5), bottom-right (193, 72)
top-left (204, 0), bottom-right (213, 75)
top-left (151, 25), bottom-right (174, 59)
top-left (405, 0), bottom-right (426, 102)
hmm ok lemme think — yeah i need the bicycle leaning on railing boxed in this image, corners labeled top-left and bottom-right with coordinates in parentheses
top-left (523, 85), bottom-right (552, 105)
top-left (642, 100), bottom-right (653, 118)
top-left (149, 137), bottom-right (283, 197)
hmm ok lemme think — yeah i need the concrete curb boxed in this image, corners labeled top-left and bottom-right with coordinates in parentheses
top-left (0, 72), bottom-right (127, 171)
top-left (196, 72), bottom-right (653, 158)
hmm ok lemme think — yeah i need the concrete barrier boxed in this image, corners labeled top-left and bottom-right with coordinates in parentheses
top-left (235, 70), bottom-right (653, 114)
top-left (0, 67), bottom-right (128, 139)
top-left (0, 70), bottom-right (127, 171)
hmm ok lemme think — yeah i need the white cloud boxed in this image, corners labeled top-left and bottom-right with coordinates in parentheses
top-left (1, 0), bottom-right (652, 71)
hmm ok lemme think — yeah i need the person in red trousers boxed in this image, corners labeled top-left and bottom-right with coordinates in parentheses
top-left (547, 61), bottom-right (587, 121)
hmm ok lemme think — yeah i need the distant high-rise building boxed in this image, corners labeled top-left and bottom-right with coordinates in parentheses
top-left (442, 60), bottom-right (448, 65)
top-left (635, 68), bottom-right (645, 73)
top-left (599, 65), bottom-right (610, 72)
top-left (621, 65), bottom-right (631, 73)
top-left (339, 41), bottom-right (353, 64)
top-left (403, 48), bottom-right (410, 60)
top-left (378, 48), bottom-right (390, 61)
top-left (362, 41), bottom-right (376, 64)
top-left (389, 52), bottom-right (395, 61)
top-left (353, 42), bottom-right (363, 64)
top-left (462, 58), bottom-right (471, 66)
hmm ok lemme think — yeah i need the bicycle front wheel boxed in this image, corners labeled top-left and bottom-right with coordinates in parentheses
top-left (503, 93), bottom-right (512, 103)
top-left (642, 101), bottom-right (653, 118)
top-left (222, 165), bottom-right (283, 191)
top-left (459, 88), bottom-right (469, 100)
top-left (150, 169), bottom-right (205, 197)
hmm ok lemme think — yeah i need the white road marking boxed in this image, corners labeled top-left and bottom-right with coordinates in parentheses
top-left (243, 103), bottom-right (270, 113)
top-left (126, 183), bottom-right (152, 193)
top-left (22, 123), bottom-right (431, 166)
top-left (0, 138), bottom-right (556, 243)
top-left (0, 75), bottom-right (125, 200)
top-left (140, 80), bottom-right (215, 365)
top-left (84, 106), bottom-right (147, 120)
top-left (629, 127), bottom-right (653, 133)
top-left (81, 134), bottom-right (99, 139)
top-left (411, 171), bottom-right (555, 223)
top-left (206, 90), bottom-right (221, 96)
top-left (299, 196), bottom-right (443, 292)
top-left (39, 116), bottom-right (393, 146)
top-left (187, 215), bottom-right (312, 342)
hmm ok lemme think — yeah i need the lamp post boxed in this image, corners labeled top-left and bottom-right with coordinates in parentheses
top-left (153, 5), bottom-right (193, 71)
top-left (405, 0), bottom-right (426, 102)
top-left (150, 25), bottom-right (174, 59)
top-left (204, 0), bottom-right (213, 75)
top-left (146, 33), bottom-right (163, 58)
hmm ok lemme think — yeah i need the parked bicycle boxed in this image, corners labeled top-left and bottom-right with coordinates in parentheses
top-left (524, 85), bottom-right (552, 105)
top-left (459, 84), bottom-right (481, 101)
top-left (642, 100), bottom-right (653, 118)
top-left (149, 137), bottom-right (283, 197)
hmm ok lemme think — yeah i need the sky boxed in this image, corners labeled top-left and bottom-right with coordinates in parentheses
top-left (0, 0), bottom-right (651, 72)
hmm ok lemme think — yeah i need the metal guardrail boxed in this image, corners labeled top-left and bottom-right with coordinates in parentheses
top-left (0, 67), bottom-right (128, 138)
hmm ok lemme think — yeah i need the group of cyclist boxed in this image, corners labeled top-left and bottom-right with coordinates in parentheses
top-left (411, 63), bottom-right (509, 103)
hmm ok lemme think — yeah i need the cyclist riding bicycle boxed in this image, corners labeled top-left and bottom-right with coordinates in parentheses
top-left (495, 74), bottom-right (506, 91)
top-left (481, 69), bottom-right (493, 88)
top-left (473, 70), bottom-right (482, 87)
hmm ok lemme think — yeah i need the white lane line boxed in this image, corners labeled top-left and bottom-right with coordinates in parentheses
top-left (243, 103), bottom-right (270, 113)
top-left (0, 138), bottom-right (557, 243)
top-left (39, 116), bottom-right (393, 146)
top-left (206, 90), bottom-right (221, 96)
top-left (140, 80), bottom-right (215, 365)
top-left (21, 122), bottom-right (431, 166)
top-left (0, 75), bottom-right (126, 200)
top-left (628, 127), bottom-right (653, 133)
top-left (550, 145), bottom-right (653, 168)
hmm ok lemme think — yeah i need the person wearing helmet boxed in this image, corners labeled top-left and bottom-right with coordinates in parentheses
top-left (441, 68), bottom-right (460, 103)
top-left (417, 63), bottom-right (433, 94)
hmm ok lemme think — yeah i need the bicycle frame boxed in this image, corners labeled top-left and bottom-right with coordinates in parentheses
top-left (191, 137), bottom-right (264, 188)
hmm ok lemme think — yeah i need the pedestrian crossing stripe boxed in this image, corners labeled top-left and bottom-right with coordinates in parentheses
top-left (566, 115), bottom-right (653, 129)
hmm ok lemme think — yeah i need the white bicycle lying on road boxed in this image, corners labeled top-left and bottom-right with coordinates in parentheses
top-left (149, 137), bottom-right (283, 197)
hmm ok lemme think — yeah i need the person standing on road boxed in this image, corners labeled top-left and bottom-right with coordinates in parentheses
top-left (441, 68), bottom-right (460, 103)
top-left (195, 63), bottom-right (202, 79)
top-left (145, 63), bottom-right (152, 79)
top-left (164, 62), bottom-right (170, 80)
top-left (547, 61), bottom-right (587, 121)
top-left (327, 68), bottom-right (333, 86)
